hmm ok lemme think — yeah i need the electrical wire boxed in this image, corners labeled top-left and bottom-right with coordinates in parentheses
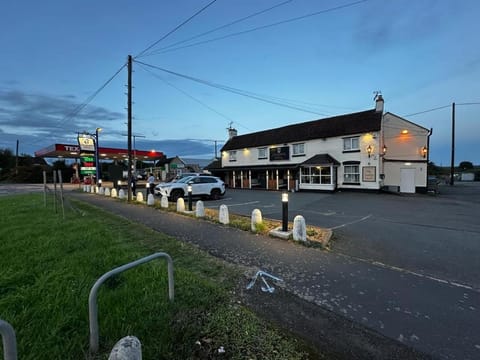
top-left (47, 62), bottom-right (127, 142)
top-left (403, 104), bottom-right (451, 117)
top-left (145, 0), bottom-right (369, 56)
top-left (135, 0), bottom-right (218, 59)
top-left (137, 62), bottom-right (234, 122)
top-left (135, 60), bottom-right (329, 116)
top-left (143, 0), bottom-right (294, 55)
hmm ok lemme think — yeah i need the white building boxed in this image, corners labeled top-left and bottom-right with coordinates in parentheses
top-left (212, 96), bottom-right (432, 194)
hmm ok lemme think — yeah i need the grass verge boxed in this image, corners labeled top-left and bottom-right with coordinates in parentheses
top-left (0, 194), bottom-right (313, 359)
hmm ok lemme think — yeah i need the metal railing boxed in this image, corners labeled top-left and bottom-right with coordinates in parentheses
top-left (88, 252), bottom-right (174, 354)
top-left (0, 319), bottom-right (17, 360)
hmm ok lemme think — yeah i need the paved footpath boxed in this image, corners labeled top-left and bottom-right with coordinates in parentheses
top-left (68, 191), bottom-right (480, 360)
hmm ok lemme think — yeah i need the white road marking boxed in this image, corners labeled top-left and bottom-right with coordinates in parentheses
top-left (207, 201), bottom-right (260, 208)
top-left (329, 214), bottom-right (372, 230)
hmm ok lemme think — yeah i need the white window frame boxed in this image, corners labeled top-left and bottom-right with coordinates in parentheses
top-left (292, 143), bottom-right (305, 156)
top-left (229, 150), bottom-right (237, 162)
top-left (343, 164), bottom-right (360, 183)
top-left (258, 147), bottom-right (267, 159)
top-left (343, 137), bottom-right (360, 151)
top-left (300, 166), bottom-right (332, 185)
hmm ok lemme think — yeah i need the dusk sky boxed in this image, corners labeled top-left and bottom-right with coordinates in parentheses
top-left (1, 0), bottom-right (479, 165)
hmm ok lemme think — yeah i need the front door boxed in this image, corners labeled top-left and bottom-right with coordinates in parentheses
top-left (400, 168), bottom-right (415, 193)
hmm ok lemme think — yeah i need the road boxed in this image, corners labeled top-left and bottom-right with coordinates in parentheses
top-left (200, 183), bottom-right (480, 359)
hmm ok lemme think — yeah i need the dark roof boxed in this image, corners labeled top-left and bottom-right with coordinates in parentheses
top-left (302, 154), bottom-right (340, 166)
top-left (221, 109), bottom-right (382, 151)
top-left (204, 158), bottom-right (222, 170)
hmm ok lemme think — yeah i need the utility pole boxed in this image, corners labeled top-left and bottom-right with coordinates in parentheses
top-left (450, 102), bottom-right (455, 186)
top-left (15, 139), bottom-right (19, 175)
top-left (127, 55), bottom-right (133, 201)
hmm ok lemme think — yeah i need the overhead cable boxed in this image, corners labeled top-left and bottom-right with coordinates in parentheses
top-left (135, 0), bottom-right (218, 59)
top-left (146, 0), bottom-right (369, 56)
top-left (144, 0), bottom-right (294, 55)
top-left (136, 60), bottom-right (329, 116)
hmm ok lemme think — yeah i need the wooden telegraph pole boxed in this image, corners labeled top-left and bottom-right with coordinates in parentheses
top-left (127, 55), bottom-right (133, 201)
top-left (450, 102), bottom-right (455, 186)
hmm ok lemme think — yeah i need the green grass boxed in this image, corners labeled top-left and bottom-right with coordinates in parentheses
top-left (0, 194), bottom-right (311, 359)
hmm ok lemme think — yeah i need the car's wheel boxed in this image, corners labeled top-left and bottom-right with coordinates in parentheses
top-left (210, 188), bottom-right (221, 200)
top-left (170, 190), bottom-right (183, 202)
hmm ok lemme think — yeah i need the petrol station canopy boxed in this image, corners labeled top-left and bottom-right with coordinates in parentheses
top-left (34, 143), bottom-right (164, 161)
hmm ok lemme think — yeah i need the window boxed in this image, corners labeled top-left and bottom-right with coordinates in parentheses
top-left (300, 166), bottom-right (332, 185)
top-left (292, 143), bottom-right (305, 156)
top-left (229, 150), bottom-right (237, 162)
top-left (344, 165), bottom-right (360, 183)
top-left (343, 137), bottom-right (360, 152)
top-left (258, 147), bottom-right (267, 159)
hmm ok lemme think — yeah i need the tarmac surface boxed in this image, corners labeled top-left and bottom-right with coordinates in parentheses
top-left (62, 187), bottom-right (480, 360)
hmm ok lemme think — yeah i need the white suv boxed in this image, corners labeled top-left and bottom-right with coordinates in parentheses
top-left (154, 175), bottom-right (225, 201)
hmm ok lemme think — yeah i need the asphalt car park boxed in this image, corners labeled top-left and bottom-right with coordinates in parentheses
top-left (205, 182), bottom-right (480, 290)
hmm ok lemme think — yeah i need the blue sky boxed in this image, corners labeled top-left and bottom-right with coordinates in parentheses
top-left (1, 0), bottom-right (479, 166)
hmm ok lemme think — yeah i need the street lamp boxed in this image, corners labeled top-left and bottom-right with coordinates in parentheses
top-left (95, 127), bottom-right (102, 186)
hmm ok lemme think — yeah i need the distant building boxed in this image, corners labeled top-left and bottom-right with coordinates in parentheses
top-left (209, 96), bottom-right (432, 194)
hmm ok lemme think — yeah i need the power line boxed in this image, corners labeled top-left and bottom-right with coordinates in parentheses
top-left (403, 104), bottom-right (451, 117)
top-left (144, 0), bottom-right (294, 55)
top-left (135, 0), bottom-right (218, 59)
top-left (135, 60), bottom-right (329, 116)
top-left (146, 0), bottom-right (369, 56)
top-left (137, 62), bottom-right (234, 122)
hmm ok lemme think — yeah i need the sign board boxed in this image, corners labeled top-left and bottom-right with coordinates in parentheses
top-left (80, 155), bottom-right (96, 175)
top-left (269, 146), bottom-right (290, 161)
top-left (362, 166), bottom-right (376, 182)
top-left (77, 134), bottom-right (96, 152)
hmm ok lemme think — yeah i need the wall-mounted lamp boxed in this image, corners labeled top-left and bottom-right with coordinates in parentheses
top-left (421, 146), bottom-right (428, 158)
top-left (401, 129), bottom-right (409, 135)
top-left (366, 145), bottom-right (373, 158)
top-left (382, 145), bottom-right (387, 155)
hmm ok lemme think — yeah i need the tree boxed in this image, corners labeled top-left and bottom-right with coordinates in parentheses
top-left (459, 161), bottom-right (474, 171)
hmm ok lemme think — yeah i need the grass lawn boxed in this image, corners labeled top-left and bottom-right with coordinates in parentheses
top-left (0, 194), bottom-right (312, 359)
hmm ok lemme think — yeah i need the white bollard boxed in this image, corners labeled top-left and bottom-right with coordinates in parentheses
top-left (219, 204), bottom-right (229, 225)
top-left (176, 198), bottom-right (185, 212)
top-left (90, 185), bottom-right (95, 193)
top-left (111, 188), bottom-right (117, 198)
top-left (147, 193), bottom-right (155, 206)
top-left (136, 192), bottom-right (144, 203)
top-left (83, 185), bottom-right (87, 192)
top-left (118, 189), bottom-right (126, 199)
top-left (195, 200), bottom-right (205, 217)
top-left (99, 187), bottom-right (105, 195)
top-left (160, 195), bottom-right (169, 208)
top-left (251, 209), bottom-right (263, 231)
top-left (104, 187), bottom-right (111, 196)
top-left (293, 215), bottom-right (307, 242)
top-left (108, 336), bottom-right (142, 360)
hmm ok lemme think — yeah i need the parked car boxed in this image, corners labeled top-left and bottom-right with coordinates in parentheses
top-left (171, 172), bottom-right (201, 182)
top-left (155, 175), bottom-right (226, 201)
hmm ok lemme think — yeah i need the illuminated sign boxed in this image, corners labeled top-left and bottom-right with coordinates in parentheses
top-left (77, 134), bottom-right (96, 152)
top-left (80, 155), bottom-right (96, 175)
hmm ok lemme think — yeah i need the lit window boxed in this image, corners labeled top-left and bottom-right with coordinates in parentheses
top-left (300, 166), bottom-right (332, 185)
top-left (343, 137), bottom-right (359, 151)
top-left (344, 165), bottom-right (360, 183)
top-left (229, 150), bottom-right (237, 162)
top-left (292, 143), bottom-right (305, 156)
top-left (258, 147), bottom-right (267, 159)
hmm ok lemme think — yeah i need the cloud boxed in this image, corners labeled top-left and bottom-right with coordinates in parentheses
top-left (0, 87), bottom-right (123, 134)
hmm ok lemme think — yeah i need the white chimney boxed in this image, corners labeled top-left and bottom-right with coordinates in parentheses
top-left (375, 94), bottom-right (384, 113)
top-left (228, 127), bottom-right (238, 139)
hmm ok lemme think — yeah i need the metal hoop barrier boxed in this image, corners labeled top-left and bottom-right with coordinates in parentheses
top-left (0, 319), bottom-right (17, 360)
top-left (88, 252), bottom-right (174, 354)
